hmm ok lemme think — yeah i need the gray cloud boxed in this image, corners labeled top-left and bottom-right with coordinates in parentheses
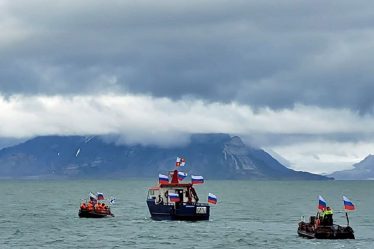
top-left (2, 0), bottom-right (374, 112)
top-left (241, 132), bottom-right (374, 148)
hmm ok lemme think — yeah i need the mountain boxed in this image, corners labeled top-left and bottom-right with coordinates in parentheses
top-left (0, 137), bottom-right (27, 150)
top-left (329, 155), bottom-right (374, 180)
top-left (0, 134), bottom-right (330, 180)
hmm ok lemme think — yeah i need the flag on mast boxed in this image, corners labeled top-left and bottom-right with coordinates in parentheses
top-left (96, 192), bottom-right (104, 200)
top-left (159, 174), bottom-right (169, 184)
top-left (191, 175), bottom-right (204, 184)
top-left (176, 157), bottom-right (186, 167)
top-left (89, 192), bottom-right (97, 202)
top-left (343, 196), bottom-right (355, 211)
top-left (208, 193), bottom-right (217, 204)
top-left (318, 195), bottom-right (327, 210)
top-left (110, 197), bottom-right (116, 205)
top-left (178, 171), bottom-right (187, 181)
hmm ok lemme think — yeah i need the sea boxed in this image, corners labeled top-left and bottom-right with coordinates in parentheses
top-left (0, 180), bottom-right (373, 249)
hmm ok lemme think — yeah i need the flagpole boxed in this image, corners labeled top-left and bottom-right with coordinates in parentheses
top-left (345, 211), bottom-right (350, 226)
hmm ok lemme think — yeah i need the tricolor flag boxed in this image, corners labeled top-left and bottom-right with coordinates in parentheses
top-left (89, 192), bottom-right (97, 202)
top-left (178, 171), bottom-right (187, 181)
top-left (96, 192), bottom-right (104, 200)
top-left (318, 195), bottom-right (327, 210)
top-left (110, 197), bottom-right (116, 205)
top-left (208, 193), bottom-right (217, 204)
top-left (343, 196), bottom-right (355, 211)
top-left (176, 157), bottom-right (186, 167)
top-left (159, 174), bottom-right (169, 184)
top-left (191, 175), bottom-right (204, 184)
top-left (168, 193), bottom-right (180, 202)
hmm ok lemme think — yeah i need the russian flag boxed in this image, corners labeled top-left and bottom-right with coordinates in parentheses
top-left (343, 196), bottom-right (355, 211)
top-left (191, 175), bottom-right (204, 184)
top-left (318, 195), bottom-right (327, 210)
top-left (96, 192), bottom-right (104, 200)
top-left (89, 192), bottom-right (97, 202)
top-left (178, 171), bottom-right (187, 181)
top-left (168, 193), bottom-right (180, 202)
top-left (208, 193), bottom-right (217, 204)
top-left (159, 174), bottom-right (169, 184)
top-left (109, 197), bottom-right (116, 205)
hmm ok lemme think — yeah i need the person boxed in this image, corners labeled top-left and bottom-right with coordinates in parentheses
top-left (87, 202), bottom-right (94, 212)
top-left (156, 194), bottom-right (164, 205)
top-left (80, 203), bottom-right (87, 210)
top-left (95, 203), bottom-right (101, 212)
top-left (186, 187), bottom-right (192, 204)
top-left (318, 208), bottom-right (325, 220)
top-left (190, 186), bottom-right (199, 203)
top-left (175, 190), bottom-right (184, 208)
top-left (323, 206), bottom-right (334, 225)
top-left (314, 216), bottom-right (321, 230)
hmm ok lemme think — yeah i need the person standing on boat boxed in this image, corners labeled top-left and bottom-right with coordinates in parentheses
top-left (323, 207), bottom-right (334, 225)
top-left (156, 194), bottom-right (164, 205)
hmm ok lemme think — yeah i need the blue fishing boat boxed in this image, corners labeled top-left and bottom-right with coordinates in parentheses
top-left (146, 168), bottom-right (211, 221)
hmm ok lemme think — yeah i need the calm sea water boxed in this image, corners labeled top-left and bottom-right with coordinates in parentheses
top-left (0, 180), bottom-right (373, 248)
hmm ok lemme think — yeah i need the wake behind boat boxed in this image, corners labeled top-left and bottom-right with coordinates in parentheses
top-left (297, 195), bottom-right (355, 239)
top-left (146, 157), bottom-right (217, 221)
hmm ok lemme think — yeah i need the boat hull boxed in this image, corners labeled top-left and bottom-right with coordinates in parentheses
top-left (298, 222), bottom-right (354, 239)
top-left (78, 209), bottom-right (113, 218)
top-left (147, 199), bottom-right (210, 221)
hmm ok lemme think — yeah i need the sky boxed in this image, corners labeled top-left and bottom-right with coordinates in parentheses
top-left (1, 0), bottom-right (374, 174)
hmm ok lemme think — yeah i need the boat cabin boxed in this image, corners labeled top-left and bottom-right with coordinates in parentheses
top-left (147, 183), bottom-right (199, 206)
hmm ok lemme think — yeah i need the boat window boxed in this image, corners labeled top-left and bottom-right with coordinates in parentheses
top-left (147, 190), bottom-right (156, 199)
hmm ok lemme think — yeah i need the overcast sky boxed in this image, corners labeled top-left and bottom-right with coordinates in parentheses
top-left (1, 0), bottom-right (374, 174)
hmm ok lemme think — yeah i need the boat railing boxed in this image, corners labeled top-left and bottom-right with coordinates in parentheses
top-left (159, 202), bottom-right (209, 206)
top-left (194, 202), bottom-right (209, 206)
top-left (147, 198), bottom-right (209, 206)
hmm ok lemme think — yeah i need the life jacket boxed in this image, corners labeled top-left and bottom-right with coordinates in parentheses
top-left (324, 210), bottom-right (333, 215)
top-left (80, 203), bottom-right (87, 210)
top-left (87, 203), bottom-right (94, 211)
top-left (98, 205), bottom-right (107, 213)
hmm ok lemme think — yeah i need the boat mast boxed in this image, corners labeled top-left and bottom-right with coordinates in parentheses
top-left (345, 212), bottom-right (350, 226)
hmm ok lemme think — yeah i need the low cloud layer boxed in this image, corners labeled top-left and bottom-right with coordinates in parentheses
top-left (2, 94), bottom-right (374, 173)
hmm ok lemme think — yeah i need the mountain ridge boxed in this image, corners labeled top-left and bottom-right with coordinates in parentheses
top-left (329, 154), bottom-right (374, 180)
top-left (0, 134), bottom-right (330, 180)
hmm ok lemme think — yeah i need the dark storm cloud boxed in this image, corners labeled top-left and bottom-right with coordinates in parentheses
top-left (2, 0), bottom-right (374, 112)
